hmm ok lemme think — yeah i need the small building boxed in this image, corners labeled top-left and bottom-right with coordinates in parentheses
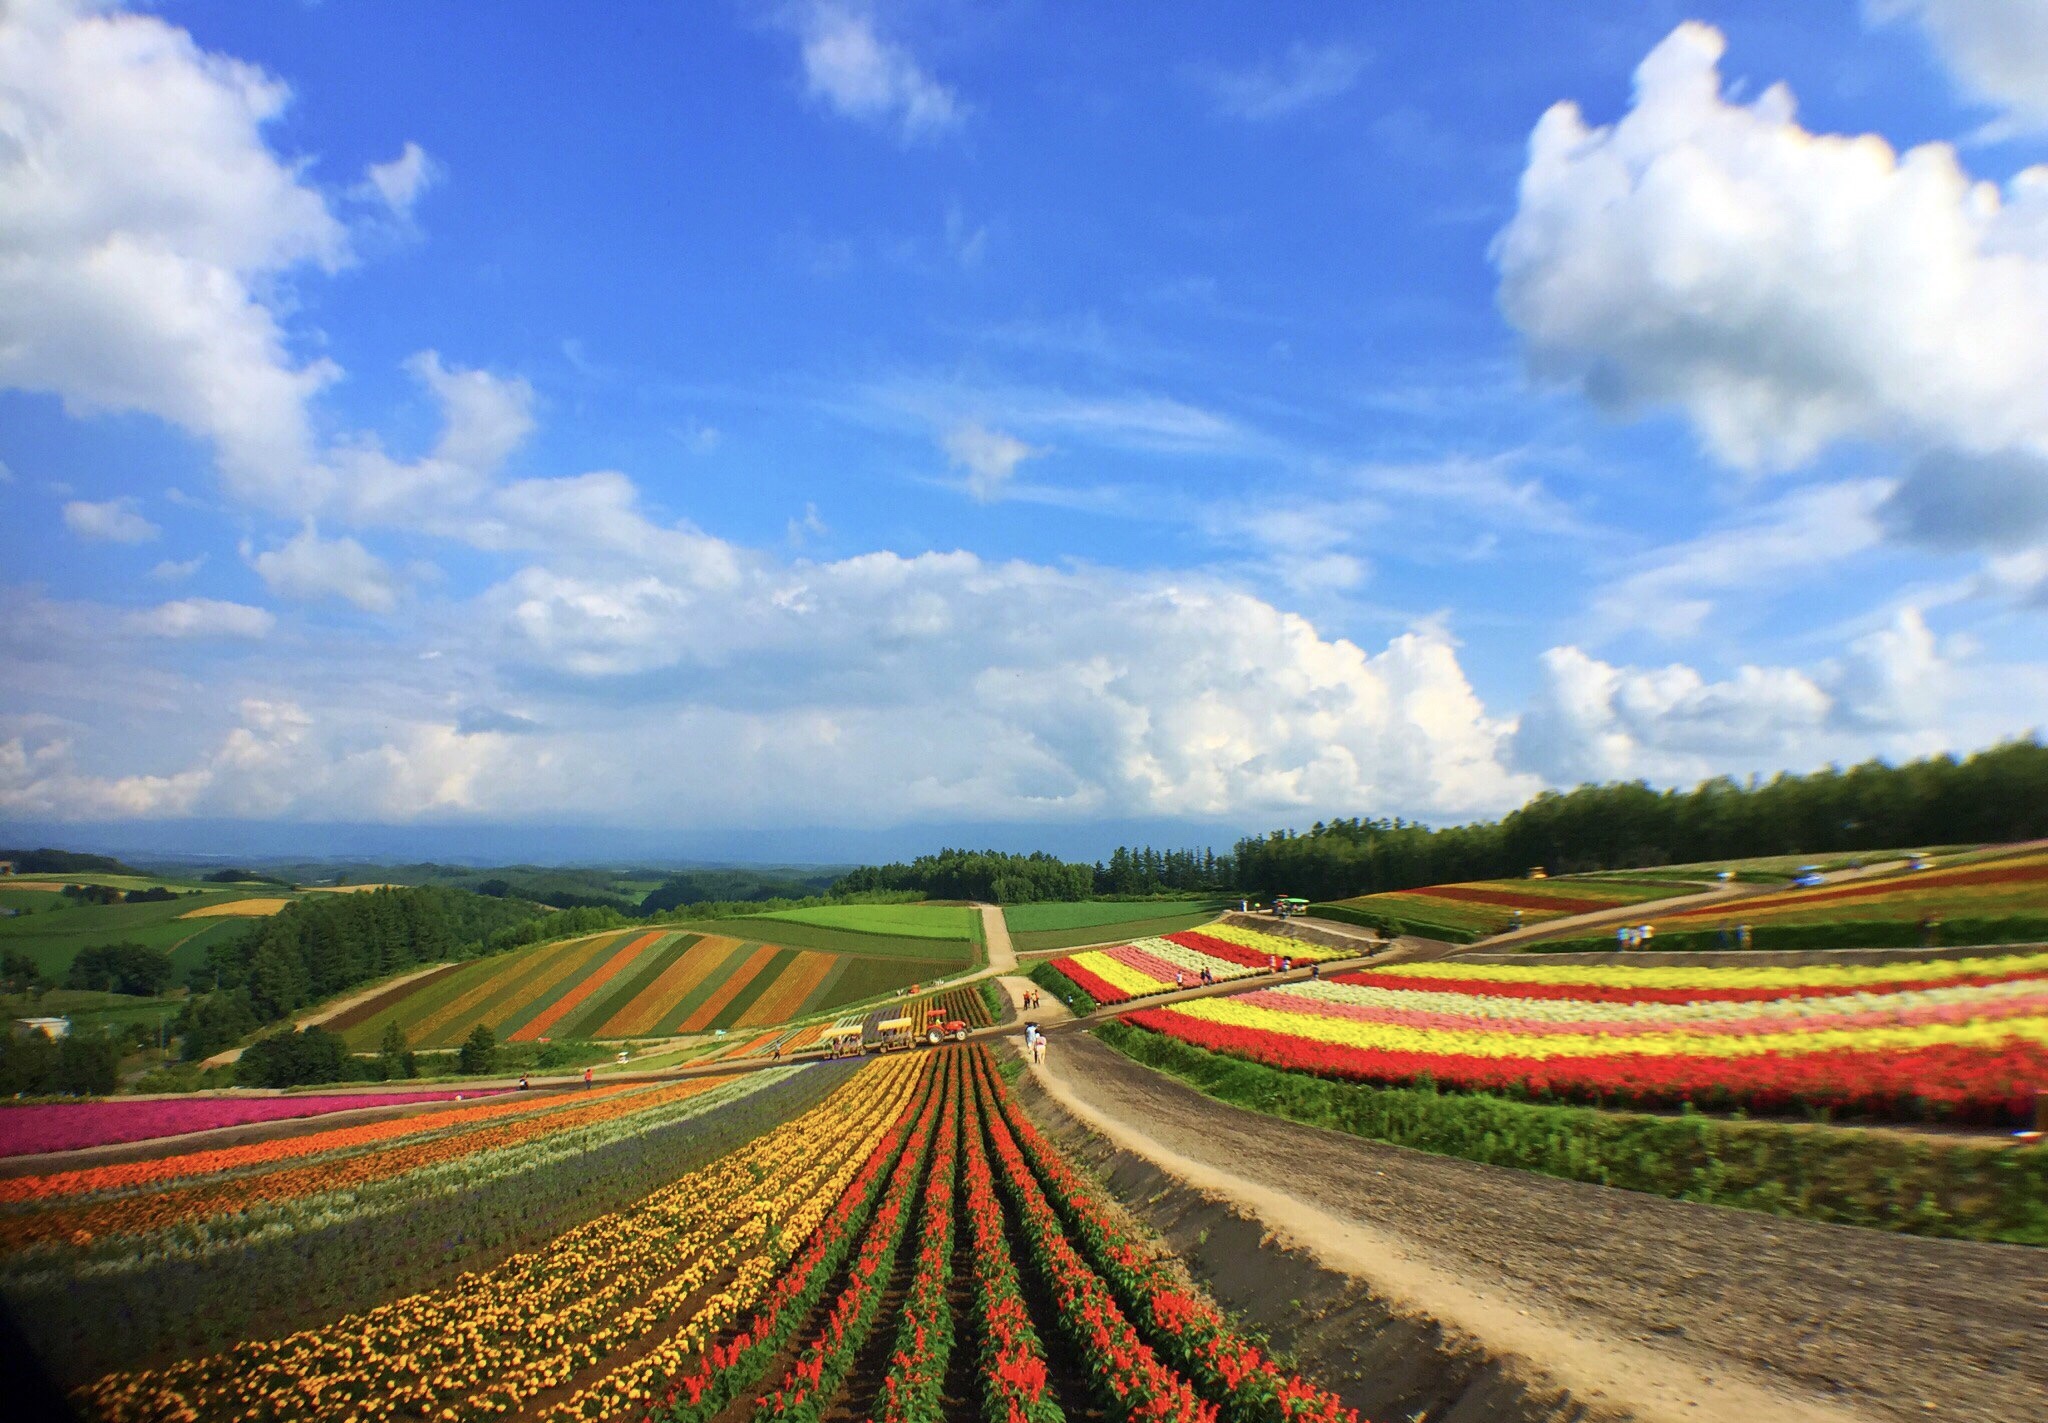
top-left (0, 860), bottom-right (16, 875)
top-left (14, 1017), bottom-right (70, 1040)
top-left (1526, 866), bottom-right (1547, 879)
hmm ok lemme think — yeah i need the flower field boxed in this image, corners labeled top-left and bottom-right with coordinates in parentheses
top-left (1310, 875), bottom-right (1700, 941)
top-left (1124, 951), bottom-right (2048, 1124)
top-left (332, 925), bottom-right (968, 1049)
top-left (1047, 923), bottom-right (1350, 1006)
top-left (1649, 848), bottom-right (2048, 930)
top-left (34, 1046), bottom-right (1358, 1422)
top-left (715, 979), bottom-right (999, 1061)
top-left (0, 1088), bottom-right (507, 1158)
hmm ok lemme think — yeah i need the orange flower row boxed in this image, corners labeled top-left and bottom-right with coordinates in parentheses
top-left (0, 1082), bottom-right (644, 1208)
top-left (3, 1081), bottom-right (713, 1252)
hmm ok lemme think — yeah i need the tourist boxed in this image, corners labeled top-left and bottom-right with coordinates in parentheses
top-left (1268, 953), bottom-right (1278, 974)
top-left (517, 1074), bottom-right (529, 1091)
top-left (1640, 924), bottom-right (1655, 947)
top-left (1616, 924), bottom-right (1631, 949)
top-left (1311, 961), bottom-right (1321, 980)
top-left (1282, 955), bottom-right (1292, 974)
top-left (583, 1066), bottom-right (594, 1090)
top-left (1737, 923), bottom-right (1752, 949)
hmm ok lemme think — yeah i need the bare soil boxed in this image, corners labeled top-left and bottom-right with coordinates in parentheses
top-left (1022, 1033), bottom-right (2046, 1423)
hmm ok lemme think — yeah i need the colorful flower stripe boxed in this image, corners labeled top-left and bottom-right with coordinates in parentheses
top-left (1189, 922), bottom-right (1348, 961)
top-left (1660, 856), bottom-right (2048, 921)
top-left (873, 1056), bottom-right (959, 1423)
top-left (641, 1059), bottom-right (939, 1423)
top-left (755, 1057), bottom-right (939, 1421)
top-left (736, 950), bottom-right (835, 1029)
top-left (958, 1070), bottom-right (1063, 1423)
top-left (971, 1056), bottom-right (1218, 1422)
top-left (0, 1089), bottom-right (507, 1159)
top-left (1256, 978), bottom-right (2048, 1039)
top-left (79, 1059), bottom-right (926, 1423)
top-left (2, 1082), bottom-right (704, 1251)
top-left (1384, 883), bottom-right (1617, 915)
top-left (975, 1049), bottom-right (1356, 1423)
top-left (1128, 1010), bottom-right (2048, 1123)
top-left (1163, 991), bottom-right (2048, 1062)
top-left (599, 936), bottom-right (712, 1037)
top-left (677, 942), bottom-right (781, 1033)
top-left (0, 1081), bottom-right (641, 1207)
top-left (513, 930), bottom-right (667, 1041)
top-left (406, 931), bottom-right (615, 1046)
top-left (1368, 951), bottom-right (2048, 994)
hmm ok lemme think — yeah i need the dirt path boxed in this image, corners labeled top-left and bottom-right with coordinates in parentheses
top-left (1028, 1033), bottom-right (2045, 1423)
top-left (977, 903), bottom-right (1016, 974)
top-left (197, 961), bottom-right (458, 1067)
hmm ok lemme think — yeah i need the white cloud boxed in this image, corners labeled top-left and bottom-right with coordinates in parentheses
top-left (357, 140), bottom-right (439, 217)
top-left (149, 554), bottom-right (206, 581)
top-left (127, 597), bottom-right (274, 640)
top-left (942, 421), bottom-right (1038, 501)
top-left (1514, 610), bottom-right (1961, 786)
top-left (1495, 22), bottom-right (2048, 475)
top-left (790, 3), bottom-right (962, 141)
top-left (1195, 41), bottom-right (1367, 120)
top-left (249, 524), bottom-right (400, 613)
top-left (62, 496), bottom-right (158, 543)
top-left (1868, 0), bottom-right (2048, 132)
top-left (1589, 480), bottom-right (1891, 639)
top-left (0, 0), bottom-right (348, 508)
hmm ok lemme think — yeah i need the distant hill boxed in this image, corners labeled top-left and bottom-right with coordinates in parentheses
top-left (0, 847), bottom-right (143, 877)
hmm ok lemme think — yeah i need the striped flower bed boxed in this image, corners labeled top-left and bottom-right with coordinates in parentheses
top-left (1047, 924), bottom-right (1347, 1006)
top-left (1126, 952), bottom-right (2048, 1124)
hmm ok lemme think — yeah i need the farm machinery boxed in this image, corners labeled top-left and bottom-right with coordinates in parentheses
top-left (923, 1005), bottom-right (969, 1044)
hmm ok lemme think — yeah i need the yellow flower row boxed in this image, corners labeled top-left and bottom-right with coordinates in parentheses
top-left (1167, 994), bottom-right (2048, 1061)
top-left (1197, 922), bottom-right (1347, 959)
top-left (77, 1057), bottom-right (926, 1423)
top-left (1374, 951), bottom-right (2048, 991)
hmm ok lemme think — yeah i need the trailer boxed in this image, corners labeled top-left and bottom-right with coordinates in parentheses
top-left (823, 1025), bottom-right (865, 1059)
top-left (869, 1015), bottom-right (918, 1053)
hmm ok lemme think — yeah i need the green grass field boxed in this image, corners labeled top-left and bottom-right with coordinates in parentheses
top-left (747, 902), bottom-right (980, 939)
top-left (1005, 900), bottom-right (1230, 954)
top-left (671, 915), bottom-right (977, 961)
top-left (0, 891), bottom-right (276, 977)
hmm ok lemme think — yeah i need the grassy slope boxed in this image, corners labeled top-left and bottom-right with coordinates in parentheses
top-left (1002, 899), bottom-right (1229, 933)
top-left (1011, 909), bottom-right (1228, 950)
top-left (0, 891), bottom-right (276, 977)
top-left (669, 916), bottom-right (974, 962)
top-left (747, 902), bottom-right (978, 939)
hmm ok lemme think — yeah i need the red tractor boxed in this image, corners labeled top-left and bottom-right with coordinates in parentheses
top-left (924, 1006), bottom-right (969, 1044)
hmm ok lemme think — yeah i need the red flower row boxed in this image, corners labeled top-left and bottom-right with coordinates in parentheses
top-left (754, 1071), bottom-right (940, 1423)
top-left (972, 1056), bottom-right (1220, 1422)
top-left (1124, 1012), bottom-right (2048, 1125)
top-left (647, 1067), bottom-right (939, 1423)
top-left (874, 1055), bottom-right (962, 1423)
top-left (960, 1064), bottom-right (1066, 1423)
top-left (977, 1053), bottom-right (1358, 1423)
top-left (1330, 968), bottom-right (2048, 1006)
top-left (1053, 959), bottom-right (1132, 1006)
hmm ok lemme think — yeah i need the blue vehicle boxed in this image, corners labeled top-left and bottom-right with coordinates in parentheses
top-left (1792, 865), bottom-right (1825, 888)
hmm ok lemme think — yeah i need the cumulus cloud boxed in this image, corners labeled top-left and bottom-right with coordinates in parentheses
top-left (357, 140), bottom-right (439, 217)
top-left (1193, 42), bottom-right (1367, 120)
top-left (1514, 608), bottom-right (1958, 785)
top-left (249, 524), bottom-right (400, 613)
top-left (1495, 21), bottom-right (2048, 477)
top-left (149, 554), bottom-right (206, 581)
top-left (1869, 0), bottom-right (2048, 132)
top-left (789, 2), bottom-right (962, 141)
top-left (942, 422), bottom-right (1038, 501)
top-left (62, 497), bottom-right (158, 543)
top-left (127, 597), bottom-right (274, 640)
top-left (0, 0), bottom-right (349, 507)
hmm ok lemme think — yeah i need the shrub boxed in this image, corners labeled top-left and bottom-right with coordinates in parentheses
top-left (458, 1023), bottom-right (498, 1076)
top-left (238, 1026), bottom-right (350, 1088)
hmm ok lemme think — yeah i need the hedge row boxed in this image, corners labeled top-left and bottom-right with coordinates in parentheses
top-left (1094, 1020), bottom-right (2048, 1245)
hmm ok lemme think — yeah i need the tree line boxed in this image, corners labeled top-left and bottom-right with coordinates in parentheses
top-left (832, 844), bottom-right (1235, 903)
top-left (175, 886), bottom-right (543, 1060)
top-left (1233, 739), bottom-right (2048, 901)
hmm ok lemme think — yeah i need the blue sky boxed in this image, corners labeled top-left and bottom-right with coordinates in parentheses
top-left (3, 0), bottom-right (2046, 856)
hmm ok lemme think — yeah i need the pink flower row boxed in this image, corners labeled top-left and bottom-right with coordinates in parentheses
top-left (0, 1090), bottom-right (504, 1158)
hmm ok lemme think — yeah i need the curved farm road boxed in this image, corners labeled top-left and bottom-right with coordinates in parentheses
top-left (1026, 1033), bottom-right (2044, 1423)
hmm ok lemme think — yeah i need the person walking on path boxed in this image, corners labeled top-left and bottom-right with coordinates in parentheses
top-left (582, 1066), bottom-right (593, 1090)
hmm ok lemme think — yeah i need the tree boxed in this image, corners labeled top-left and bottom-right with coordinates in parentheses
top-left (458, 1023), bottom-right (498, 1076)
top-left (379, 1020), bottom-right (418, 1079)
top-left (237, 1026), bottom-right (349, 1087)
top-left (174, 989), bottom-right (259, 1061)
top-left (0, 948), bottom-right (47, 997)
top-left (65, 943), bottom-right (175, 996)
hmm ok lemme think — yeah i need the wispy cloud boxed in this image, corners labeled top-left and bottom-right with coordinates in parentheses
top-left (787, 2), bottom-right (963, 141)
top-left (1193, 42), bottom-right (1367, 120)
top-left (63, 498), bottom-right (159, 544)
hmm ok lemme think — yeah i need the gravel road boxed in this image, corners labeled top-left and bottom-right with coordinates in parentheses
top-left (1032, 1033), bottom-right (2046, 1423)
